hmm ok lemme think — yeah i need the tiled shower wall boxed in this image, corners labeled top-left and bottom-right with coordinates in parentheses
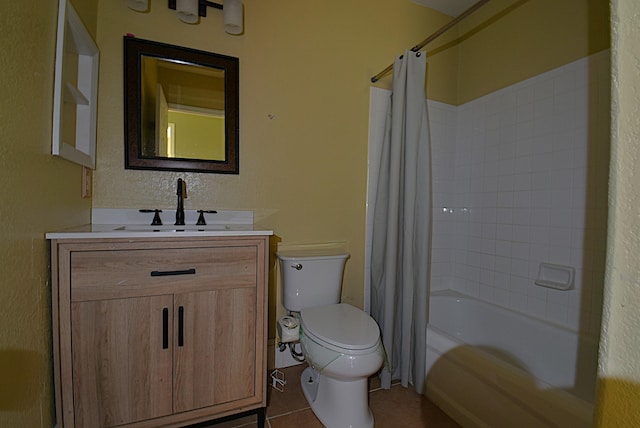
top-left (429, 51), bottom-right (610, 335)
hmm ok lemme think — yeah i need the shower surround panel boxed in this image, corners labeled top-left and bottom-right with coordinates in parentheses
top-left (429, 51), bottom-right (610, 334)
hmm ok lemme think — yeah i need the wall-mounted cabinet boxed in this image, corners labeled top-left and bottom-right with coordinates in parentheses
top-left (52, 0), bottom-right (99, 169)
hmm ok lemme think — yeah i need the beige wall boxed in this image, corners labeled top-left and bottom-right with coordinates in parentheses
top-left (594, 0), bottom-right (640, 425)
top-left (0, 0), bottom-right (96, 426)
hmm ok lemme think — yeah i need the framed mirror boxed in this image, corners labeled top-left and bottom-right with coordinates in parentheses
top-left (124, 37), bottom-right (239, 173)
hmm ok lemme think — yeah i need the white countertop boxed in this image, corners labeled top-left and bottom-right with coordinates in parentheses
top-left (46, 209), bottom-right (273, 239)
top-left (45, 224), bottom-right (273, 239)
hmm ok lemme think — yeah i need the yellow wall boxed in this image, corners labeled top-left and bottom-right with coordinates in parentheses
top-left (169, 111), bottom-right (225, 160)
top-left (594, 0), bottom-right (640, 426)
top-left (455, 0), bottom-right (610, 104)
top-left (0, 0), bottom-right (631, 425)
top-left (0, 0), bottom-right (95, 426)
top-left (92, 0), bottom-right (453, 329)
top-left (93, 0), bottom-right (610, 355)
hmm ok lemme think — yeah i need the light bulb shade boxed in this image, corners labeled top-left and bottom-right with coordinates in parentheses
top-left (223, 0), bottom-right (243, 35)
top-left (176, 0), bottom-right (199, 24)
top-left (127, 0), bottom-right (149, 12)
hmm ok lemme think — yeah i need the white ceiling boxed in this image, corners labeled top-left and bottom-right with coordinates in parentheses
top-left (412, 0), bottom-right (478, 16)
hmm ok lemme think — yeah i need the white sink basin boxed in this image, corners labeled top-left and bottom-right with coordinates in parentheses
top-left (115, 224), bottom-right (230, 232)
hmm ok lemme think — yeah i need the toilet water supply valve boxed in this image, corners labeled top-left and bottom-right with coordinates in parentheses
top-left (277, 315), bottom-right (305, 362)
top-left (277, 316), bottom-right (299, 343)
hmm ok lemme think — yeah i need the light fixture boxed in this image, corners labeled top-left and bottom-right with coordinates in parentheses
top-left (175, 0), bottom-right (199, 24)
top-left (127, 0), bottom-right (149, 12)
top-left (168, 0), bottom-right (243, 34)
top-left (126, 0), bottom-right (243, 34)
top-left (221, 0), bottom-right (242, 35)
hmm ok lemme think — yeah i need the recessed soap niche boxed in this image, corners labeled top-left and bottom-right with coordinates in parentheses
top-left (52, 0), bottom-right (99, 169)
top-left (535, 263), bottom-right (575, 291)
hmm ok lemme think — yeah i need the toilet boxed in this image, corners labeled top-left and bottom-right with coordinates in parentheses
top-left (277, 249), bottom-right (384, 428)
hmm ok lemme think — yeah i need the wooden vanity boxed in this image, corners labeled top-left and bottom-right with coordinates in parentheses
top-left (49, 233), bottom-right (270, 428)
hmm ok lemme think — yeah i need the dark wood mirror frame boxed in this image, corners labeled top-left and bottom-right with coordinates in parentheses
top-left (124, 36), bottom-right (239, 174)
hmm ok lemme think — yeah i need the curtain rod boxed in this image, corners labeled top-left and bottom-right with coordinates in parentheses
top-left (370, 0), bottom-right (490, 83)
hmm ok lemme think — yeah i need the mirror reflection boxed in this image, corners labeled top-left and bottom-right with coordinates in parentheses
top-left (124, 37), bottom-right (239, 174)
top-left (141, 57), bottom-right (226, 161)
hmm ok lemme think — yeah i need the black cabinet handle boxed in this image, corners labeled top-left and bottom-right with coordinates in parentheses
top-left (150, 268), bottom-right (196, 277)
top-left (162, 308), bottom-right (169, 349)
top-left (178, 306), bottom-right (184, 347)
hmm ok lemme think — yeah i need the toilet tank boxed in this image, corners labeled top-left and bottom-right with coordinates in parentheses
top-left (277, 249), bottom-right (349, 312)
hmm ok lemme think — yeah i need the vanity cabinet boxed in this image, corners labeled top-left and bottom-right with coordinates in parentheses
top-left (50, 236), bottom-right (268, 428)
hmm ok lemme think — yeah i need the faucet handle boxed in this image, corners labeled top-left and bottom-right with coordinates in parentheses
top-left (196, 210), bottom-right (218, 225)
top-left (139, 209), bottom-right (163, 225)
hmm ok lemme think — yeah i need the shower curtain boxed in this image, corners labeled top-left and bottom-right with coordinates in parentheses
top-left (370, 51), bottom-right (431, 394)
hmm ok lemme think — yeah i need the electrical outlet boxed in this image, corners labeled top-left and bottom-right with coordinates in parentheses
top-left (81, 166), bottom-right (92, 198)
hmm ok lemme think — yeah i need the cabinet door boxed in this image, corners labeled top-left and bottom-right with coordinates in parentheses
top-left (71, 295), bottom-right (174, 427)
top-left (174, 287), bottom-right (257, 413)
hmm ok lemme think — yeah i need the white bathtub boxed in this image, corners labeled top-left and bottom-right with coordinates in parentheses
top-left (425, 292), bottom-right (598, 428)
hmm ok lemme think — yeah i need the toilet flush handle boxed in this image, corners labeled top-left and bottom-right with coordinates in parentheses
top-left (291, 264), bottom-right (303, 270)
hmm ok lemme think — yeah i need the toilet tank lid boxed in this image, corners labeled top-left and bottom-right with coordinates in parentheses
top-left (276, 249), bottom-right (349, 260)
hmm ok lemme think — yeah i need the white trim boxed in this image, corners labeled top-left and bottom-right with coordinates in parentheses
top-left (52, 0), bottom-right (99, 169)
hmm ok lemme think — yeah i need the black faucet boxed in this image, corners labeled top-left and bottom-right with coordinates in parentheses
top-left (175, 178), bottom-right (187, 226)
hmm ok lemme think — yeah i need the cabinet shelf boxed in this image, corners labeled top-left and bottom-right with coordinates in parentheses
top-left (63, 82), bottom-right (89, 105)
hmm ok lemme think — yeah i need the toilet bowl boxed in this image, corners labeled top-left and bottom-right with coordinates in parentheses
top-left (298, 303), bottom-right (384, 428)
top-left (276, 250), bottom-right (385, 428)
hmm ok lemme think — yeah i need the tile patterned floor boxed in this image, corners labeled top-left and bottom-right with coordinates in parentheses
top-left (207, 364), bottom-right (461, 428)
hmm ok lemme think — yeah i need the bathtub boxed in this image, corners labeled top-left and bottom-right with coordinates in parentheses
top-left (425, 292), bottom-right (598, 428)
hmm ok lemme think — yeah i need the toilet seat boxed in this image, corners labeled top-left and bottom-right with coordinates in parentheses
top-left (300, 303), bottom-right (380, 353)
